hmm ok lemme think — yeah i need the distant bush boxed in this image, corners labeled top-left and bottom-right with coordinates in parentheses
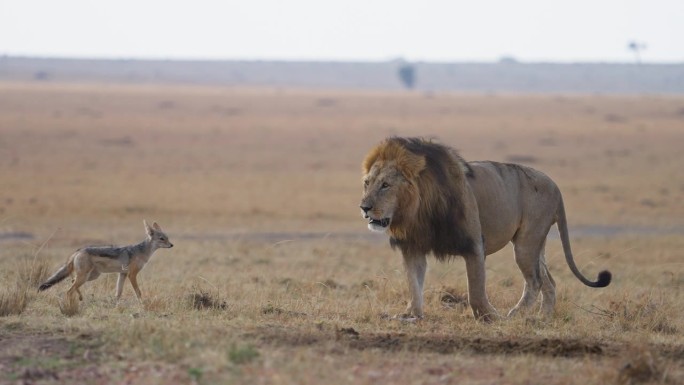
top-left (398, 64), bottom-right (415, 89)
top-left (33, 71), bottom-right (50, 81)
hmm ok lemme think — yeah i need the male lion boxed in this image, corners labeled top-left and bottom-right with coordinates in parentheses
top-left (360, 137), bottom-right (611, 322)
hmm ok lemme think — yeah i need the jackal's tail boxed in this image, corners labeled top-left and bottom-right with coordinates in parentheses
top-left (38, 258), bottom-right (74, 291)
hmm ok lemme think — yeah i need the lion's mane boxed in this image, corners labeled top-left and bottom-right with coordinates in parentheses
top-left (363, 137), bottom-right (477, 261)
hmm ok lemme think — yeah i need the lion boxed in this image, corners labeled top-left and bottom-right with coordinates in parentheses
top-left (360, 137), bottom-right (611, 322)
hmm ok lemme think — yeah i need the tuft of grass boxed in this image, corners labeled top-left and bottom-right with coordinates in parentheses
top-left (0, 254), bottom-right (49, 317)
top-left (228, 344), bottom-right (259, 365)
top-left (187, 367), bottom-right (203, 382)
top-left (439, 286), bottom-right (468, 309)
top-left (189, 290), bottom-right (227, 311)
top-left (16, 253), bottom-right (51, 289)
top-left (0, 283), bottom-right (29, 317)
top-left (142, 295), bottom-right (174, 313)
top-left (59, 294), bottom-right (80, 317)
top-left (320, 278), bottom-right (344, 290)
top-left (605, 293), bottom-right (678, 334)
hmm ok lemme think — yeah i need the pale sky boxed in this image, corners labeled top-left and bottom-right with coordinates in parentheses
top-left (0, 0), bottom-right (682, 62)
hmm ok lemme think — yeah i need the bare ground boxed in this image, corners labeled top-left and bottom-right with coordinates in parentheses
top-left (2, 324), bottom-right (682, 384)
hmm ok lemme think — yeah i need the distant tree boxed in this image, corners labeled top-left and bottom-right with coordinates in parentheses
top-left (498, 56), bottom-right (518, 64)
top-left (398, 64), bottom-right (416, 89)
top-left (33, 71), bottom-right (49, 81)
top-left (628, 41), bottom-right (647, 64)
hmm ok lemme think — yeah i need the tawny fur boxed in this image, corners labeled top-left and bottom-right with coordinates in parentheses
top-left (360, 137), bottom-right (611, 322)
top-left (39, 221), bottom-right (173, 304)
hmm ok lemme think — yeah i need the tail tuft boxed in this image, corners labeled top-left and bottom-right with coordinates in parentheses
top-left (38, 262), bottom-right (72, 292)
top-left (595, 270), bottom-right (612, 288)
top-left (38, 283), bottom-right (53, 291)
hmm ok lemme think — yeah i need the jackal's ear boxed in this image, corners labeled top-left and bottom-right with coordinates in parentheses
top-left (152, 222), bottom-right (162, 231)
top-left (144, 220), bottom-right (153, 235)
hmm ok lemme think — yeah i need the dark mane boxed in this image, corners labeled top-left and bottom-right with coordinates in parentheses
top-left (387, 137), bottom-right (476, 260)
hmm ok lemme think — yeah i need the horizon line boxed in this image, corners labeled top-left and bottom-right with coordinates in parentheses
top-left (3, 54), bottom-right (683, 66)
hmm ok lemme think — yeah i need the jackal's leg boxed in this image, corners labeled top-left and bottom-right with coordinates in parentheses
top-left (67, 268), bottom-right (91, 301)
top-left (128, 270), bottom-right (143, 303)
top-left (116, 272), bottom-right (128, 299)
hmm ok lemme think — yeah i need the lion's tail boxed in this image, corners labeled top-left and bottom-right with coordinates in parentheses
top-left (39, 256), bottom-right (74, 291)
top-left (556, 196), bottom-right (612, 288)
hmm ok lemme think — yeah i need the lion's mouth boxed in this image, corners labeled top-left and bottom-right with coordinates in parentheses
top-left (368, 218), bottom-right (390, 228)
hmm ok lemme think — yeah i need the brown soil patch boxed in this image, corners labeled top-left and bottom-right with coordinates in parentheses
top-left (0, 331), bottom-right (98, 382)
top-left (0, 331), bottom-right (190, 384)
top-left (252, 327), bottom-right (684, 360)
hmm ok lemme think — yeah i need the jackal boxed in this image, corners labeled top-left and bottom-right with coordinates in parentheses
top-left (39, 220), bottom-right (173, 303)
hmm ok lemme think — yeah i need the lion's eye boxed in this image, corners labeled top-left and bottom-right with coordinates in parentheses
top-left (363, 180), bottom-right (369, 187)
top-left (381, 182), bottom-right (390, 189)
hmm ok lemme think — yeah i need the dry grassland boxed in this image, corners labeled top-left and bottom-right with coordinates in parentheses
top-left (0, 81), bottom-right (683, 384)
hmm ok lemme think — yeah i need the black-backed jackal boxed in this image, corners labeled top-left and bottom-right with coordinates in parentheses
top-left (39, 220), bottom-right (173, 303)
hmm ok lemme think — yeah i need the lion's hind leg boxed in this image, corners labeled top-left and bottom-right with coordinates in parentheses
top-left (539, 251), bottom-right (556, 315)
top-left (508, 232), bottom-right (549, 317)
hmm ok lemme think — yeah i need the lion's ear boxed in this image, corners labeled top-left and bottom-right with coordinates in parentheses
top-left (398, 152), bottom-right (426, 180)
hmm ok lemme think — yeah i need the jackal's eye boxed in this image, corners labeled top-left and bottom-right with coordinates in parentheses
top-left (363, 180), bottom-right (369, 188)
top-left (381, 182), bottom-right (390, 189)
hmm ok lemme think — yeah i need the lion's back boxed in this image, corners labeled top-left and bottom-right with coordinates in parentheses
top-left (468, 161), bottom-right (562, 254)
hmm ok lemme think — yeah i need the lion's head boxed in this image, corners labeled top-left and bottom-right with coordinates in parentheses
top-left (360, 137), bottom-right (475, 259)
top-left (360, 138), bottom-right (425, 234)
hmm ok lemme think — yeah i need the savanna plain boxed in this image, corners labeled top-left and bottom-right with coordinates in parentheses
top-left (0, 81), bottom-right (683, 384)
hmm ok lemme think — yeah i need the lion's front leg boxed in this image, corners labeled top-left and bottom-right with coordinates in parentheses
top-left (464, 252), bottom-right (500, 322)
top-left (398, 252), bottom-right (427, 319)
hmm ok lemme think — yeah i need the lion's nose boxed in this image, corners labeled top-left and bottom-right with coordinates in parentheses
top-left (360, 205), bottom-right (372, 213)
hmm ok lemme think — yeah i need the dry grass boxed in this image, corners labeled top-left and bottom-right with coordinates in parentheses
top-left (0, 253), bottom-right (50, 317)
top-left (16, 255), bottom-right (50, 290)
top-left (0, 284), bottom-right (29, 317)
top-left (187, 286), bottom-right (227, 311)
top-left (57, 294), bottom-right (81, 317)
top-left (0, 82), bottom-right (683, 384)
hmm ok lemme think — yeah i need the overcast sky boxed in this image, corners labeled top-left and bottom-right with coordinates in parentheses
top-left (1, 0), bottom-right (681, 62)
